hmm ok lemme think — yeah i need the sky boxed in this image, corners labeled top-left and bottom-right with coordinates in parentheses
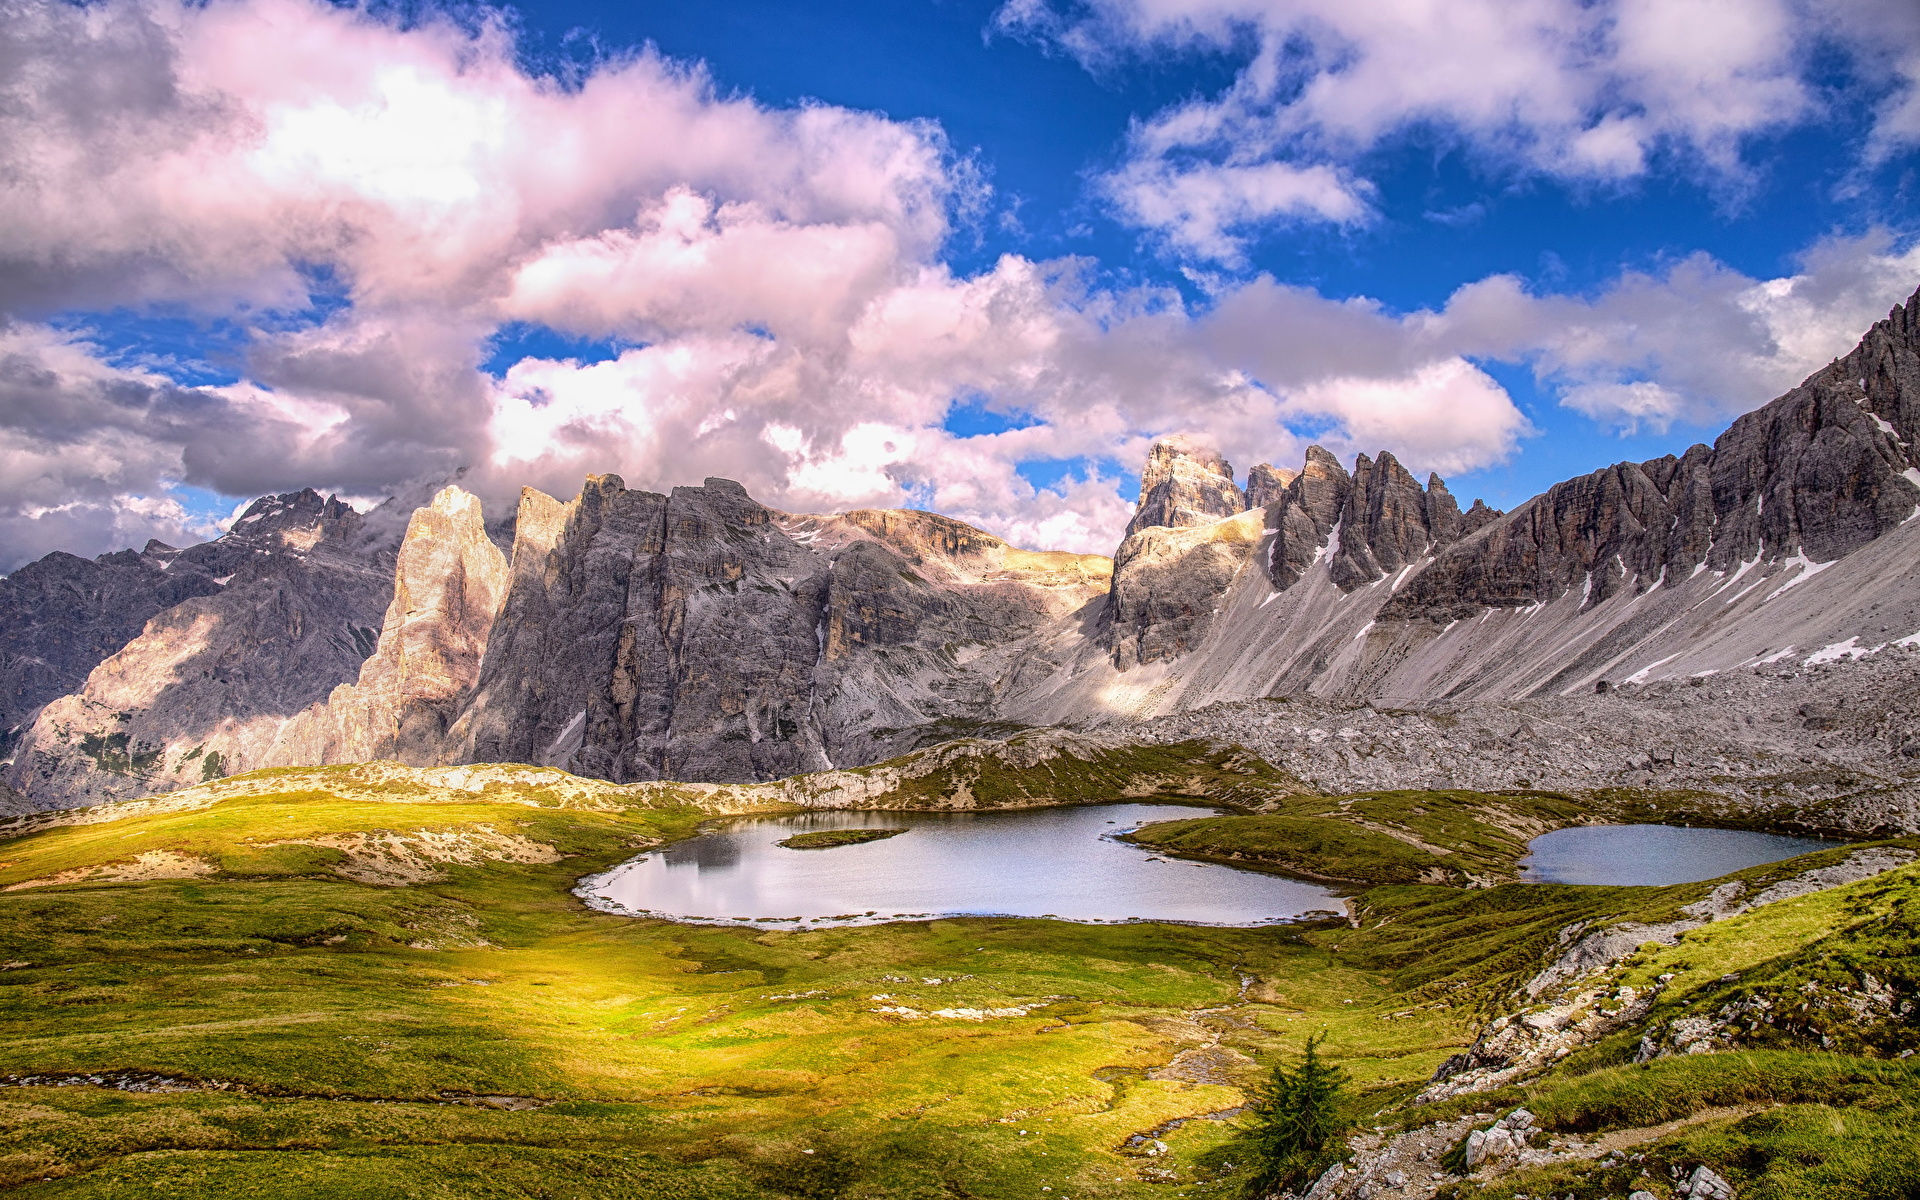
top-left (2, 0), bottom-right (1919, 572)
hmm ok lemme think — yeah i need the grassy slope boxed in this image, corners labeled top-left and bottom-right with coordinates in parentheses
top-left (0, 764), bottom-right (1914, 1197)
top-left (0, 776), bottom-right (1468, 1197)
top-left (1124, 789), bottom-right (1594, 885)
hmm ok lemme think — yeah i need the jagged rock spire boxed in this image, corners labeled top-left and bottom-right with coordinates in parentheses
top-left (1127, 436), bottom-right (1246, 536)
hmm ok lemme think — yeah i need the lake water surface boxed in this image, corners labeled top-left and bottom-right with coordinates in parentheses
top-left (579, 803), bottom-right (1342, 928)
top-left (1520, 824), bottom-right (1840, 886)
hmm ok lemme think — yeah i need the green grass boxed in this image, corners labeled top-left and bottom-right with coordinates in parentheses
top-left (0, 766), bottom-right (1914, 1197)
top-left (1125, 790), bottom-right (1595, 886)
top-left (775, 830), bottom-right (906, 850)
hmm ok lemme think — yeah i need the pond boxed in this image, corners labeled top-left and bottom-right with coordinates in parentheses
top-left (1520, 824), bottom-right (1842, 886)
top-left (578, 802), bottom-right (1343, 928)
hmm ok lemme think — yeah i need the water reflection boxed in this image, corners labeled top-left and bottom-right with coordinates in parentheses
top-left (1520, 824), bottom-right (1842, 887)
top-left (581, 803), bottom-right (1342, 928)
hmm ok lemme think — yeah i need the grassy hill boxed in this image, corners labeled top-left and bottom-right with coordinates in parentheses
top-left (0, 753), bottom-right (1913, 1198)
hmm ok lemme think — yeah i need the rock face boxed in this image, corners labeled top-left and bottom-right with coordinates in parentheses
top-left (1126, 437), bottom-right (1245, 536)
top-left (1013, 285), bottom-right (1920, 719)
top-left (1386, 290), bottom-right (1920, 621)
top-left (1242, 462), bottom-right (1297, 510)
top-left (3, 491), bottom-right (405, 809)
top-left (269, 486), bottom-right (512, 767)
top-left (0, 543), bottom-right (227, 757)
top-left (444, 477), bottom-right (1110, 783)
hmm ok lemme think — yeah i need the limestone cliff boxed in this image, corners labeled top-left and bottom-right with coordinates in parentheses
top-left (446, 476), bottom-right (1110, 783)
top-left (3, 491), bottom-right (405, 808)
top-left (1015, 285), bottom-right (1920, 718)
top-left (1384, 289), bottom-right (1920, 622)
top-left (267, 486), bottom-right (511, 767)
top-left (0, 542), bottom-right (225, 757)
top-left (1126, 437), bottom-right (1245, 535)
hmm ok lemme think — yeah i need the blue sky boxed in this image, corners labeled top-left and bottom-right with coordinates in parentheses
top-left (2, 0), bottom-right (1918, 568)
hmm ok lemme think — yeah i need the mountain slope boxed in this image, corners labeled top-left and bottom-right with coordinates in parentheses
top-left (1006, 284), bottom-right (1920, 720)
top-left (2, 491), bottom-right (409, 808)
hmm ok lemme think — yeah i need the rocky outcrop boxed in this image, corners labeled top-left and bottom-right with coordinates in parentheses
top-left (1126, 437), bottom-right (1245, 535)
top-left (1103, 510), bottom-right (1267, 668)
top-left (267, 486), bottom-right (511, 767)
top-left (0, 539), bottom-right (250, 756)
top-left (1096, 445), bottom-right (1489, 674)
top-left (1266, 448), bottom-right (1482, 593)
top-left (1242, 462), bottom-right (1297, 510)
top-left (448, 476), bottom-right (1110, 784)
top-left (2, 491), bottom-right (406, 809)
top-left (1384, 285), bottom-right (1920, 623)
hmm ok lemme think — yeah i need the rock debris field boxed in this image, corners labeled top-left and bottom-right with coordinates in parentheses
top-left (1125, 645), bottom-right (1920, 836)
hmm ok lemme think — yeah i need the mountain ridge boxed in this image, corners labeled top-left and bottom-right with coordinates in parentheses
top-left (3, 284), bottom-right (1918, 810)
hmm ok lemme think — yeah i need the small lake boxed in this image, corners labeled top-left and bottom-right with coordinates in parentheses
top-left (1520, 824), bottom-right (1842, 886)
top-left (579, 803), bottom-right (1343, 928)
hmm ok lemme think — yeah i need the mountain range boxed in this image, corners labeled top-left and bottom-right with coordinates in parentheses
top-left (5, 285), bottom-right (1919, 812)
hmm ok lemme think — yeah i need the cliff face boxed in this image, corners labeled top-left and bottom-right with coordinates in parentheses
top-left (1100, 442), bottom-right (1493, 671)
top-left (2, 491), bottom-right (404, 808)
top-left (446, 477), bottom-right (1111, 783)
top-left (1013, 285), bottom-right (1920, 721)
top-left (0, 545), bottom-right (225, 757)
top-left (268, 487), bottom-right (512, 768)
top-left (1126, 437), bottom-right (1246, 536)
top-left (1384, 293), bottom-right (1920, 621)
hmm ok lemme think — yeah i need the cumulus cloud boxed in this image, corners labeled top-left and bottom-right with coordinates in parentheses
top-left (1434, 230), bottom-right (1920, 432)
top-left (1101, 159), bottom-right (1373, 262)
top-left (999, 0), bottom-right (1904, 257)
top-left (1, 0), bottom-right (1914, 573)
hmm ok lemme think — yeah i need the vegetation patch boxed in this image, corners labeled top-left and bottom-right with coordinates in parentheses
top-left (775, 829), bottom-right (906, 850)
top-left (0, 763), bottom-right (1913, 1197)
top-left (1126, 789), bottom-right (1596, 886)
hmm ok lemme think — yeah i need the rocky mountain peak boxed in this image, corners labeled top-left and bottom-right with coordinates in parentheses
top-left (1244, 463), bottom-right (1298, 510)
top-left (1260, 445), bottom-right (1472, 593)
top-left (1382, 283), bottom-right (1920, 623)
top-left (1127, 436), bottom-right (1246, 536)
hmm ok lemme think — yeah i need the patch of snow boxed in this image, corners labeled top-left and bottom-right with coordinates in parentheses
top-left (1763, 553), bottom-right (1836, 602)
top-left (1903, 467), bottom-right (1920, 489)
top-left (1894, 631), bottom-right (1920, 649)
top-left (1352, 620), bottom-right (1375, 641)
top-left (212, 574), bottom-right (234, 586)
top-left (1757, 646), bottom-right (1798, 664)
top-left (1870, 412), bottom-right (1898, 436)
top-left (1580, 572), bottom-right (1592, 603)
top-left (1805, 637), bottom-right (1883, 666)
top-left (1624, 652), bottom-right (1682, 685)
top-left (1324, 520), bottom-right (1342, 558)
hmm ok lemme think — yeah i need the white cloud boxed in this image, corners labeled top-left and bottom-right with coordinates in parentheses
top-left (1, 0), bottom-right (1913, 574)
top-left (1433, 230), bottom-right (1920, 431)
top-left (998, 0), bottom-right (1907, 255)
top-left (1280, 360), bottom-right (1534, 476)
top-left (1101, 159), bottom-right (1372, 262)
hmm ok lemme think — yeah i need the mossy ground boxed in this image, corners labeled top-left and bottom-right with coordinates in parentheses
top-left (775, 829), bottom-right (906, 850)
top-left (0, 772), bottom-right (1914, 1198)
top-left (1124, 789), bottom-right (1594, 885)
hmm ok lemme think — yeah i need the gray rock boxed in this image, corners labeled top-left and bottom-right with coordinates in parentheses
top-left (1243, 462), bottom-right (1297, 510)
top-left (1686, 1165), bottom-right (1736, 1200)
top-left (1385, 284), bottom-right (1920, 623)
top-left (1127, 437), bottom-right (1244, 536)
top-left (4, 489), bottom-right (405, 809)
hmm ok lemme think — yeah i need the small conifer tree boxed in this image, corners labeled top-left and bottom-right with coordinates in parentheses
top-left (1233, 1034), bottom-right (1350, 1198)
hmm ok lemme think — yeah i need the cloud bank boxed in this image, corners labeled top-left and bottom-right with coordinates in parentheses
top-left (0, 0), bottom-right (1915, 572)
top-left (1000, 0), bottom-right (1920, 259)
